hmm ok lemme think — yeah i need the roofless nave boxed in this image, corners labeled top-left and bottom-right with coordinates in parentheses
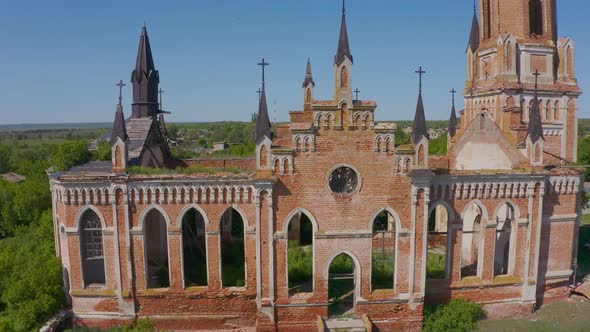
top-left (49, 1), bottom-right (583, 330)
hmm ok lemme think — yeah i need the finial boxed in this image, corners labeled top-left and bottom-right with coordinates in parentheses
top-left (354, 88), bottom-right (360, 101)
top-left (342, 0), bottom-right (346, 16)
top-left (116, 80), bottom-right (126, 106)
top-left (473, 0), bottom-right (476, 13)
top-left (450, 88), bottom-right (457, 107)
top-left (415, 66), bottom-right (426, 93)
top-left (257, 58), bottom-right (270, 87)
top-left (158, 88), bottom-right (165, 110)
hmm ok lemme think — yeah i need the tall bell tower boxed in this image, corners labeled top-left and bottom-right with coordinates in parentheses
top-left (461, 0), bottom-right (581, 163)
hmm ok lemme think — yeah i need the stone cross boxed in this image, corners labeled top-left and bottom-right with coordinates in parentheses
top-left (354, 88), bottom-right (360, 101)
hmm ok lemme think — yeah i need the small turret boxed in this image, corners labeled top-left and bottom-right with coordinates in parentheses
top-left (111, 80), bottom-right (129, 173)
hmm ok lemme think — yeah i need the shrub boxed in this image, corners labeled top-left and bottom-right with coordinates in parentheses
top-left (50, 140), bottom-right (91, 171)
top-left (423, 299), bottom-right (485, 332)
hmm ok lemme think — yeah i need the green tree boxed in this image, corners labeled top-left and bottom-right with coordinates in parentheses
top-left (0, 144), bottom-right (12, 173)
top-left (429, 135), bottom-right (448, 156)
top-left (0, 211), bottom-right (66, 331)
top-left (95, 139), bottom-right (112, 161)
top-left (577, 136), bottom-right (590, 181)
top-left (50, 140), bottom-right (91, 171)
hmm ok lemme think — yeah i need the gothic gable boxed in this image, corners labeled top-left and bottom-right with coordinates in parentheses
top-left (449, 113), bottom-right (528, 171)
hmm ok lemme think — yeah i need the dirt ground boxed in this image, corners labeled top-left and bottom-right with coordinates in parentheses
top-left (478, 295), bottom-right (590, 331)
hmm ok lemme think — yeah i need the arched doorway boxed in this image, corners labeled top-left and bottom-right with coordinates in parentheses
top-left (181, 208), bottom-right (208, 287)
top-left (328, 253), bottom-right (356, 317)
top-left (220, 208), bottom-right (245, 287)
top-left (144, 208), bottom-right (170, 288)
top-left (287, 211), bottom-right (314, 295)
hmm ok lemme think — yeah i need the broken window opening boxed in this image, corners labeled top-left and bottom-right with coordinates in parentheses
top-left (144, 209), bottom-right (170, 288)
top-left (461, 205), bottom-right (482, 278)
top-left (371, 210), bottom-right (395, 290)
top-left (80, 209), bottom-right (106, 287)
top-left (427, 205), bottom-right (448, 280)
top-left (182, 208), bottom-right (208, 287)
top-left (494, 203), bottom-right (514, 276)
top-left (287, 212), bottom-right (314, 295)
top-left (220, 208), bottom-right (245, 287)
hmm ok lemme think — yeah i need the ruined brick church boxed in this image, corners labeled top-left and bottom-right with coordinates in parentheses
top-left (49, 1), bottom-right (583, 330)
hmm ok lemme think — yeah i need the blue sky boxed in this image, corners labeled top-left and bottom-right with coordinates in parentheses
top-left (0, 0), bottom-right (587, 124)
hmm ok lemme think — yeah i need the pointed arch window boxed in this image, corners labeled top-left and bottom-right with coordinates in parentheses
top-left (371, 210), bottom-right (396, 290)
top-left (80, 210), bottom-right (106, 287)
top-left (494, 203), bottom-right (515, 276)
top-left (144, 209), bottom-right (170, 288)
top-left (461, 205), bottom-right (482, 278)
top-left (529, 0), bottom-right (544, 36)
top-left (340, 66), bottom-right (349, 88)
top-left (220, 208), bottom-right (245, 287)
top-left (181, 208), bottom-right (208, 287)
top-left (427, 205), bottom-right (449, 279)
top-left (287, 211), bottom-right (314, 295)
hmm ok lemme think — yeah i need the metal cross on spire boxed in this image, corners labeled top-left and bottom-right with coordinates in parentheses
top-left (342, 0), bottom-right (346, 15)
top-left (158, 88), bottom-right (165, 110)
top-left (415, 66), bottom-right (426, 93)
top-left (354, 88), bottom-right (360, 101)
top-left (257, 58), bottom-right (270, 86)
top-left (116, 80), bottom-right (126, 106)
top-left (450, 88), bottom-right (457, 107)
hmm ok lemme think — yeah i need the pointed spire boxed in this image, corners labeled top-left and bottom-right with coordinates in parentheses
top-left (468, 1), bottom-right (480, 53)
top-left (302, 58), bottom-right (315, 88)
top-left (255, 59), bottom-right (272, 143)
top-left (335, 0), bottom-right (353, 66)
top-left (528, 70), bottom-right (544, 143)
top-left (131, 25), bottom-right (160, 118)
top-left (111, 80), bottom-right (128, 143)
top-left (411, 67), bottom-right (429, 145)
top-left (448, 88), bottom-right (458, 138)
top-left (111, 102), bottom-right (128, 144)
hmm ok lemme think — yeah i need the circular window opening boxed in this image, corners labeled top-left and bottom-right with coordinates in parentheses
top-left (329, 166), bottom-right (359, 194)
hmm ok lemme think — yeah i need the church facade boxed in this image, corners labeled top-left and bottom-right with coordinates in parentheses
top-left (49, 1), bottom-right (583, 330)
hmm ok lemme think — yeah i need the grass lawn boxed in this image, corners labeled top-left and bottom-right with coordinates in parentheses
top-left (478, 296), bottom-right (590, 331)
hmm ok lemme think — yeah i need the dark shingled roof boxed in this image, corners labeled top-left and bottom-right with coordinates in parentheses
top-left (527, 92), bottom-right (544, 143)
top-left (255, 85), bottom-right (272, 144)
top-left (468, 5), bottom-right (480, 53)
top-left (302, 58), bottom-right (315, 88)
top-left (335, 1), bottom-right (353, 66)
top-left (411, 92), bottom-right (429, 145)
top-left (448, 104), bottom-right (457, 138)
top-left (111, 104), bottom-right (128, 143)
